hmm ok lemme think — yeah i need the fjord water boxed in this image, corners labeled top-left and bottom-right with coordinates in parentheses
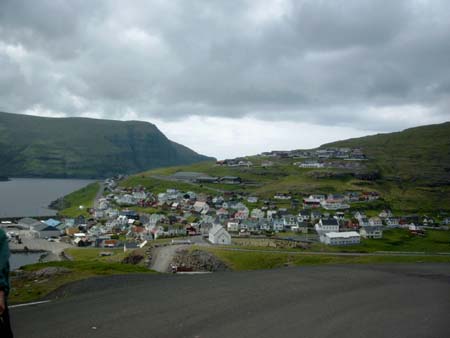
top-left (0, 178), bottom-right (95, 218)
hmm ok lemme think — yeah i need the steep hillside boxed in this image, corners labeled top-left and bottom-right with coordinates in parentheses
top-left (0, 112), bottom-right (213, 178)
top-left (323, 122), bottom-right (450, 185)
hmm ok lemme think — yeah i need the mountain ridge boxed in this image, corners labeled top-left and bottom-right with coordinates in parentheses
top-left (0, 111), bottom-right (214, 178)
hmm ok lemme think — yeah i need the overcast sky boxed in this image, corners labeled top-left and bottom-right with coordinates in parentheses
top-left (1, 0), bottom-right (449, 158)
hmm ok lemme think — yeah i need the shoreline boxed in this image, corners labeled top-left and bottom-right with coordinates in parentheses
top-left (11, 248), bottom-right (47, 254)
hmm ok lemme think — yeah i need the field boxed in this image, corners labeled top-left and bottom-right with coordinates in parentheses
top-left (58, 182), bottom-right (100, 217)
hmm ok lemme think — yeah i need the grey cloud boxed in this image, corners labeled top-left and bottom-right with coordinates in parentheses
top-left (0, 0), bottom-right (449, 131)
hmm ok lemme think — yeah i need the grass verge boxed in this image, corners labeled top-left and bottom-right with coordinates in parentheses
top-left (201, 247), bottom-right (450, 271)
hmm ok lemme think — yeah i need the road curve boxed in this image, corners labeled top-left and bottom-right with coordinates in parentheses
top-left (11, 264), bottom-right (450, 338)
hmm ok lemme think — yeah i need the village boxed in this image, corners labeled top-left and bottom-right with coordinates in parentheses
top-left (3, 172), bottom-right (449, 255)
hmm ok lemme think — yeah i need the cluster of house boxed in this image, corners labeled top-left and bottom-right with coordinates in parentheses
top-left (294, 160), bottom-right (365, 170)
top-left (5, 174), bottom-right (447, 249)
top-left (302, 192), bottom-right (380, 210)
top-left (216, 158), bottom-right (253, 167)
top-left (8, 205), bottom-right (446, 248)
top-left (168, 172), bottom-right (242, 185)
top-left (261, 148), bottom-right (367, 160)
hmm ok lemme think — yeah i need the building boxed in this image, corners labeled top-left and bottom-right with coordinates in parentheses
top-left (315, 218), bottom-right (339, 233)
top-left (369, 217), bottom-right (383, 227)
top-left (227, 222), bottom-right (240, 232)
top-left (360, 226), bottom-right (383, 239)
top-left (322, 232), bottom-right (360, 245)
top-left (208, 225), bottom-right (232, 245)
top-left (292, 222), bottom-right (308, 234)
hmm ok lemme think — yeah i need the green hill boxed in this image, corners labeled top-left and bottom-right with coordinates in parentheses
top-left (323, 122), bottom-right (450, 186)
top-left (0, 112), bottom-right (213, 178)
top-left (121, 121), bottom-right (450, 214)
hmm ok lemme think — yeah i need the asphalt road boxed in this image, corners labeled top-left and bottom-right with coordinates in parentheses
top-left (11, 264), bottom-right (450, 338)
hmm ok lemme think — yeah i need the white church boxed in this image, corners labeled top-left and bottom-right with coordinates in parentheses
top-left (208, 224), bottom-right (232, 245)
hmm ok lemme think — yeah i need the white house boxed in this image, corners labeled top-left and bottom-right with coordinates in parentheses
top-left (247, 196), bottom-right (258, 203)
top-left (132, 191), bottom-right (147, 200)
top-left (292, 222), bottom-right (308, 234)
top-left (321, 201), bottom-right (350, 210)
top-left (193, 201), bottom-right (209, 213)
top-left (379, 210), bottom-right (393, 219)
top-left (272, 218), bottom-right (284, 232)
top-left (298, 210), bottom-right (310, 222)
top-left (385, 217), bottom-right (400, 227)
top-left (274, 193), bottom-right (291, 200)
top-left (116, 194), bottom-right (136, 206)
top-left (369, 217), bottom-right (383, 227)
top-left (209, 225), bottom-right (232, 245)
top-left (322, 231), bottom-right (360, 245)
top-left (315, 218), bottom-right (339, 233)
top-left (251, 208), bottom-right (265, 220)
top-left (267, 210), bottom-right (278, 220)
top-left (282, 215), bottom-right (298, 230)
top-left (227, 222), bottom-right (240, 232)
top-left (360, 226), bottom-right (383, 239)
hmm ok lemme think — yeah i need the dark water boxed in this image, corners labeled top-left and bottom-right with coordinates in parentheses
top-left (0, 178), bottom-right (95, 218)
top-left (10, 252), bottom-right (44, 270)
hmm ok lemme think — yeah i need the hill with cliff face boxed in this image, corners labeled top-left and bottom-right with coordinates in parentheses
top-left (0, 112), bottom-right (213, 178)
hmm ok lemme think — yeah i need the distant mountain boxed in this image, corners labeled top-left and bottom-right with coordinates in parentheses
top-left (322, 122), bottom-right (450, 186)
top-left (0, 112), bottom-right (214, 178)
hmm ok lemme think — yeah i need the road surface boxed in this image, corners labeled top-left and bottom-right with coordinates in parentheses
top-left (11, 263), bottom-right (450, 338)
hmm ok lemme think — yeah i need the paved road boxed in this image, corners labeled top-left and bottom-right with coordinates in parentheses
top-left (93, 182), bottom-right (105, 209)
top-left (11, 264), bottom-right (450, 338)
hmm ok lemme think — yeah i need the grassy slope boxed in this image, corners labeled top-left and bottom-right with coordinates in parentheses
top-left (324, 122), bottom-right (450, 212)
top-left (0, 112), bottom-right (212, 178)
top-left (58, 182), bottom-right (100, 217)
top-left (324, 122), bottom-right (450, 184)
top-left (121, 122), bottom-right (450, 213)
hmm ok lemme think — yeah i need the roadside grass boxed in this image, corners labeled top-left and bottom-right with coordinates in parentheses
top-left (201, 247), bottom-right (450, 271)
top-left (231, 229), bottom-right (450, 254)
top-left (310, 229), bottom-right (450, 253)
top-left (64, 248), bottom-right (128, 262)
top-left (58, 182), bottom-right (100, 218)
top-left (9, 248), bottom-right (155, 304)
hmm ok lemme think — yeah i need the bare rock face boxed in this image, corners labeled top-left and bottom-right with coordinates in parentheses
top-left (171, 249), bottom-right (230, 272)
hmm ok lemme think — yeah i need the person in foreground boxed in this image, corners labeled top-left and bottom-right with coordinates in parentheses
top-left (0, 228), bottom-right (13, 337)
